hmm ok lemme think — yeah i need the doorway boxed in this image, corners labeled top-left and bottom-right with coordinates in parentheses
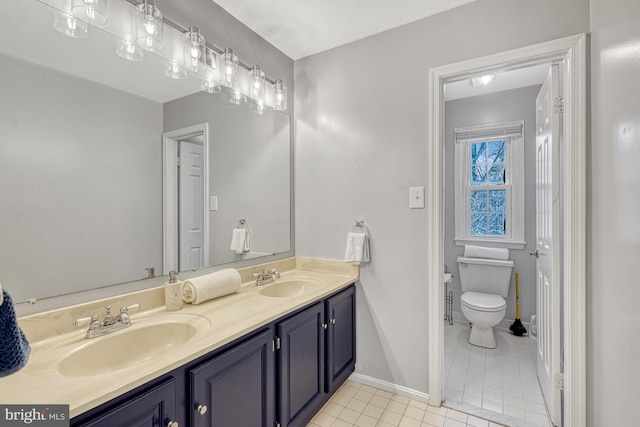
top-left (162, 123), bottom-right (210, 274)
top-left (427, 35), bottom-right (587, 426)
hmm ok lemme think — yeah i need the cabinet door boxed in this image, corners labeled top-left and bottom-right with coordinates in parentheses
top-left (74, 378), bottom-right (177, 427)
top-left (326, 286), bottom-right (356, 394)
top-left (189, 328), bottom-right (275, 427)
top-left (278, 301), bottom-right (325, 427)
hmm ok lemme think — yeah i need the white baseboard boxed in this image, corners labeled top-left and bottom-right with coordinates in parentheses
top-left (348, 373), bottom-right (430, 403)
top-left (450, 310), bottom-right (531, 334)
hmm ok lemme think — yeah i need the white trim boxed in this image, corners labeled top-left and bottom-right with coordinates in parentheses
top-left (162, 123), bottom-right (210, 274)
top-left (349, 373), bottom-right (430, 403)
top-left (453, 238), bottom-right (525, 249)
top-left (427, 34), bottom-right (586, 427)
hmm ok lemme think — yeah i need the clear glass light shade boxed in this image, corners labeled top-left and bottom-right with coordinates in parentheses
top-left (116, 39), bottom-right (143, 61)
top-left (249, 65), bottom-right (266, 100)
top-left (71, 0), bottom-right (107, 25)
top-left (136, 0), bottom-right (163, 52)
top-left (53, 10), bottom-right (88, 38)
top-left (221, 48), bottom-right (239, 88)
top-left (164, 62), bottom-right (186, 79)
top-left (201, 79), bottom-right (221, 93)
top-left (273, 79), bottom-right (287, 111)
top-left (253, 99), bottom-right (267, 115)
top-left (229, 89), bottom-right (247, 105)
top-left (183, 27), bottom-right (205, 72)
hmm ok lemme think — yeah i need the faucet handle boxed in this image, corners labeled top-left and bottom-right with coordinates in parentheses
top-left (74, 314), bottom-right (98, 327)
top-left (269, 269), bottom-right (280, 278)
top-left (121, 304), bottom-right (140, 313)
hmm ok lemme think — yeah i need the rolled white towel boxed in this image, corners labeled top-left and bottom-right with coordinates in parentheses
top-left (345, 232), bottom-right (370, 263)
top-left (182, 268), bottom-right (242, 305)
top-left (464, 244), bottom-right (509, 260)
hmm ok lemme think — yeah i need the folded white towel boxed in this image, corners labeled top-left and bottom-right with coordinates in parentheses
top-left (344, 232), bottom-right (370, 263)
top-left (230, 228), bottom-right (250, 254)
top-left (464, 245), bottom-right (509, 260)
top-left (182, 268), bottom-right (242, 305)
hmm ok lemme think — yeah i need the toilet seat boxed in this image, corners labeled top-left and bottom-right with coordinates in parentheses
top-left (461, 292), bottom-right (506, 312)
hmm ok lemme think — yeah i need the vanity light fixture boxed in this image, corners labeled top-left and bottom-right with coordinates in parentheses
top-left (273, 79), bottom-right (287, 111)
top-left (470, 74), bottom-right (496, 87)
top-left (53, 10), bottom-right (88, 38)
top-left (249, 65), bottom-right (266, 101)
top-left (229, 88), bottom-right (248, 105)
top-left (164, 61), bottom-right (187, 79)
top-left (221, 48), bottom-right (239, 88)
top-left (183, 26), bottom-right (205, 72)
top-left (135, 0), bottom-right (163, 52)
top-left (201, 79), bottom-right (221, 93)
top-left (71, 0), bottom-right (107, 26)
top-left (253, 98), bottom-right (267, 115)
top-left (116, 39), bottom-right (143, 61)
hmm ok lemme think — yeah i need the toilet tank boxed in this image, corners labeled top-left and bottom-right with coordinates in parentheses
top-left (457, 256), bottom-right (514, 298)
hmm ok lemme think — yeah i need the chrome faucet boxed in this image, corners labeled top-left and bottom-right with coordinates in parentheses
top-left (253, 269), bottom-right (280, 286)
top-left (74, 304), bottom-right (140, 339)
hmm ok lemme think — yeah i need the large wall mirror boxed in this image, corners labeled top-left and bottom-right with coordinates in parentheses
top-left (0, 0), bottom-right (292, 303)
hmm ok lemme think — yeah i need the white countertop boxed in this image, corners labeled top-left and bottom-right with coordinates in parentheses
top-left (0, 257), bottom-right (358, 418)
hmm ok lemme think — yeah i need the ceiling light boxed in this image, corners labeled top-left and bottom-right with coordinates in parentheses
top-left (116, 39), bottom-right (143, 61)
top-left (470, 74), bottom-right (496, 87)
top-left (71, 0), bottom-right (107, 26)
top-left (53, 10), bottom-right (88, 38)
top-left (136, 0), bottom-right (163, 52)
top-left (164, 62), bottom-right (186, 79)
top-left (273, 79), bottom-right (287, 111)
top-left (184, 26), bottom-right (205, 72)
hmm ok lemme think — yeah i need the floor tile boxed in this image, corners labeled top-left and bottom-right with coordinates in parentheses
top-left (426, 405), bottom-right (447, 416)
top-left (312, 412), bottom-right (336, 427)
top-left (398, 416), bottom-right (422, 427)
top-left (346, 398), bottom-right (368, 413)
top-left (422, 412), bottom-right (446, 427)
top-left (391, 395), bottom-right (410, 404)
top-left (338, 408), bottom-right (362, 424)
top-left (354, 390), bottom-right (375, 403)
top-left (332, 393), bottom-right (353, 406)
top-left (355, 414), bottom-right (379, 427)
top-left (403, 405), bottom-right (425, 421)
top-left (443, 408), bottom-right (466, 423)
top-left (466, 415), bottom-right (489, 427)
top-left (370, 395), bottom-right (391, 409)
top-left (331, 419), bottom-right (354, 427)
top-left (322, 402), bottom-right (345, 417)
top-left (387, 401), bottom-right (408, 414)
top-left (379, 410), bottom-right (402, 426)
top-left (363, 404), bottom-right (385, 419)
top-left (442, 419), bottom-right (465, 427)
top-left (360, 385), bottom-right (378, 394)
top-left (375, 389), bottom-right (394, 399)
top-left (408, 399), bottom-right (428, 410)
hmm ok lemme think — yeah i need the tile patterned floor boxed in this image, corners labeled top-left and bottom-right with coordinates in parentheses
top-left (443, 322), bottom-right (552, 427)
top-left (308, 380), bottom-right (506, 427)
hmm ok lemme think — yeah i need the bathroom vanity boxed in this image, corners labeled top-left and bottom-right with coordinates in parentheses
top-left (4, 258), bottom-right (357, 427)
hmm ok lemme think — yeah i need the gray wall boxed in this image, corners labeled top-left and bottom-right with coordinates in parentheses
top-left (163, 92), bottom-right (291, 266)
top-left (444, 85), bottom-right (540, 323)
top-left (589, 0), bottom-right (640, 425)
top-left (0, 53), bottom-right (163, 302)
top-left (294, 0), bottom-right (589, 396)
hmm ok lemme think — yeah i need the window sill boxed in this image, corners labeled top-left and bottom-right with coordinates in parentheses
top-left (454, 238), bottom-right (526, 250)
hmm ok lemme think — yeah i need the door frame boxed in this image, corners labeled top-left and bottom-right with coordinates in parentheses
top-left (162, 123), bottom-right (210, 274)
top-left (427, 34), bottom-right (586, 426)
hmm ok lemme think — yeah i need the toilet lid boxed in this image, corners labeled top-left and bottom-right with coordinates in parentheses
top-left (461, 292), bottom-right (506, 312)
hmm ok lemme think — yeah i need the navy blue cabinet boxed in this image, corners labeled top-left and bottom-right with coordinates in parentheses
top-left (73, 378), bottom-right (177, 427)
top-left (278, 302), bottom-right (325, 427)
top-left (189, 328), bottom-right (275, 427)
top-left (71, 284), bottom-right (356, 427)
top-left (326, 286), bottom-right (356, 394)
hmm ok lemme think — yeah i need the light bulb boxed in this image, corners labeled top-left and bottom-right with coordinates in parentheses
top-left (144, 20), bottom-right (157, 36)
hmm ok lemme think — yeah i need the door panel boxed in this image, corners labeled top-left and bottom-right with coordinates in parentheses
top-left (179, 140), bottom-right (205, 271)
top-left (535, 64), bottom-right (561, 426)
top-left (326, 287), bottom-right (356, 394)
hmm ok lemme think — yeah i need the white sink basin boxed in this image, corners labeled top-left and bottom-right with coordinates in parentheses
top-left (57, 314), bottom-right (210, 377)
top-left (259, 278), bottom-right (323, 298)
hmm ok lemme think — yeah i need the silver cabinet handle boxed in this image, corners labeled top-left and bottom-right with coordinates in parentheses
top-left (167, 421), bottom-right (179, 427)
top-left (331, 318), bottom-right (336, 325)
top-left (197, 404), bottom-right (208, 415)
top-left (322, 323), bottom-right (328, 330)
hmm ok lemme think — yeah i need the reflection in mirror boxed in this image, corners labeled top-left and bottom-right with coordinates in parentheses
top-left (0, 0), bottom-right (291, 303)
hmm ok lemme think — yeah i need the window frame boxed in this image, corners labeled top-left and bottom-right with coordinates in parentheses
top-left (453, 121), bottom-right (525, 249)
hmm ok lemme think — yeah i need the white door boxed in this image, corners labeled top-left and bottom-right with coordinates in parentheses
top-left (179, 140), bottom-right (205, 271)
top-left (534, 64), bottom-right (561, 426)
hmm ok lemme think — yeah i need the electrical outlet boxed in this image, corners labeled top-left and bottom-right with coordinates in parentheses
top-left (409, 187), bottom-right (425, 209)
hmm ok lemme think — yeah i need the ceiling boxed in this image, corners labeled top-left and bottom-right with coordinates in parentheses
top-left (444, 64), bottom-right (551, 101)
top-left (211, 0), bottom-right (477, 60)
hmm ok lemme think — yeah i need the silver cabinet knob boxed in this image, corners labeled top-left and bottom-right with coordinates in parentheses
top-left (322, 323), bottom-right (328, 330)
top-left (331, 318), bottom-right (336, 324)
top-left (167, 421), bottom-right (179, 427)
top-left (197, 404), bottom-right (208, 415)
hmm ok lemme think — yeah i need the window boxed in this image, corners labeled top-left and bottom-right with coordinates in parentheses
top-left (454, 121), bottom-right (525, 249)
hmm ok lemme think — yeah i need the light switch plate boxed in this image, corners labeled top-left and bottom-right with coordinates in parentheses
top-left (210, 196), bottom-right (218, 211)
top-left (410, 187), bottom-right (425, 209)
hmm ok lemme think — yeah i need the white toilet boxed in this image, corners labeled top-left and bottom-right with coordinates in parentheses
top-left (457, 256), bottom-right (514, 348)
